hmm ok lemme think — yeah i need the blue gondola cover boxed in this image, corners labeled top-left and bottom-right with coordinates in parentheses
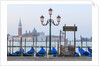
top-left (9, 48), bottom-right (24, 56)
top-left (75, 52), bottom-right (79, 56)
top-left (37, 47), bottom-right (46, 56)
top-left (88, 47), bottom-right (92, 55)
top-left (51, 47), bottom-right (57, 56)
top-left (24, 47), bottom-right (34, 55)
top-left (78, 47), bottom-right (91, 56)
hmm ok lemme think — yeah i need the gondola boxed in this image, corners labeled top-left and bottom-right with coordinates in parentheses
top-left (36, 47), bottom-right (46, 56)
top-left (8, 48), bottom-right (24, 56)
top-left (23, 47), bottom-right (35, 56)
top-left (51, 47), bottom-right (57, 56)
top-left (78, 46), bottom-right (91, 56)
top-left (75, 52), bottom-right (79, 56)
top-left (88, 47), bottom-right (92, 55)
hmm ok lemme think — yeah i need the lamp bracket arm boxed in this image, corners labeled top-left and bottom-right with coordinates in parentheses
top-left (41, 20), bottom-right (49, 26)
top-left (52, 19), bottom-right (59, 26)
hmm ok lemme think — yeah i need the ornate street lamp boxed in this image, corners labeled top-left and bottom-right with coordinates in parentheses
top-left (49, 8), bottom-right (52, 15)
top-left (40, 15), bottom-right (44, 22)
top-left (57, 15), bottom-right (61, 22)
top-left (40, 8), bottom-right (61, 55)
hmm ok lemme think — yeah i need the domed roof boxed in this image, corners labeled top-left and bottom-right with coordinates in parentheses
top-left (32, 28), bottom-right (37, 34)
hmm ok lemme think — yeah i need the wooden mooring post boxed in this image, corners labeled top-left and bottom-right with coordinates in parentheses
top-left (25, 38), bottom-right (26, 53)
top-left (74, 24), bottom-right (76, 56)
top-left (12, 38), bottom-right (14, 53)
top-left (57, 40), bottom-right (59, 56)
top-left (64, 24), bottom-right (66, 49)
top-left (20, 37), bottom-right (22, 56)
top-left (80, 35), bottom-right (83, 56)
top-left (35, 37), bottom-right (37, 52)
top-left (7, 37), bottom-right (8, 54)
top-left (46, 37), bottom-right (47, 56)
top-left (33, 37), bottom-right (34, 48)
top-left (9, 40), bottom-right (11, 53)
top-left (60, 30), bottom-right (61, 46)
top-left (60, 30), bottom-right (61, 55)
top-left (86, 37), bottom-right (87, 51)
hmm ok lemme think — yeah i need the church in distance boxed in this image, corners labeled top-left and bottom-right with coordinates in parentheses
top-left (8, 19), bottom-right (64, 42)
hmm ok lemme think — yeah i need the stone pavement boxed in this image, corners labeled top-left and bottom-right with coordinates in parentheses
top-left (7, 56), bottom-right (92, 61)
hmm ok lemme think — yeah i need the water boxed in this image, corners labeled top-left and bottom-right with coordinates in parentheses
top-left (8, 42), bottom-right (92, 54)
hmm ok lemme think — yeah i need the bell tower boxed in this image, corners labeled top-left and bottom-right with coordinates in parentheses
top-left (18, 18), bottom-right (22, 36)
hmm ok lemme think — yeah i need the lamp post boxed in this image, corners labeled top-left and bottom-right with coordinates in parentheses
top-left (40, 8), bottom-right (61, 55)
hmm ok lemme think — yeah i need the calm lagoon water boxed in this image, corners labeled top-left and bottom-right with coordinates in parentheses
top-left (8, 42), bottom-right (92, 54)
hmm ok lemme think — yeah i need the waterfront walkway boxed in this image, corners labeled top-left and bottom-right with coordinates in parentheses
top-left (7, 56), bottom-right (92, 61)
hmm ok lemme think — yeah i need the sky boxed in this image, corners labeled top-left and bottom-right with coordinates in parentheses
top-left (7, 4), bottom-right (92, 40)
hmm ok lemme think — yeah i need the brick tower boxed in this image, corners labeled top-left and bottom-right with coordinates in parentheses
top-left (18, 18), bottom-right (22, 36)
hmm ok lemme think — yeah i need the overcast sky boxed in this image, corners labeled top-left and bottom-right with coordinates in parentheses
top-left (7, 4), bottom-right (92, 40)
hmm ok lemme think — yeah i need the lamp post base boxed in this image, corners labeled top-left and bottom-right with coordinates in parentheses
top-left (48, 50), bottom-right (52, 55)
top-left (48, 52), bottom-right (52, 55)
top-left (47, 55), bottom-right (53, 58)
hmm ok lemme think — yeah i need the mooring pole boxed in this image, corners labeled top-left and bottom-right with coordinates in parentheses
top-left (12, 38), bottom-right (13, 53)
top-left (33, 37), bottom-right (34, 56)
top-left (80, 35), bottom-right (82, 56)
top-left (7, 37), bottom-right (8, 54)
top-left (33, 37), bottom-right (34, 48)
top-left (20, 37), bottom-right (21, 54)
top-left (60, 30), bottom-right (61, 46)
top-left (64, 24), bottom-right (66, 53)
top-left (57, 40), bottom-right (59, 56)
top-left (74, 24), bottom-right (76, 56)
top-left (36, 37), bottom-right (37, 53)
top-left (20, 37), bottom-right (22, 56)
top-left (46, 37), bottom-right (47, 56)
top-left (25, 38), bottom-right (26, 53)
top-left (86, 37), bottom-right (87, 51)
top-left (9, 40), bottom-right (11, 53)
top-left (64, 33), bottom-right (65, 46)
top-left (60, 30), bottom-right (61, 55)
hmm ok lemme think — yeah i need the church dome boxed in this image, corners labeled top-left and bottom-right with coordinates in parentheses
top-left (32, 28), bottom-right (37, 34)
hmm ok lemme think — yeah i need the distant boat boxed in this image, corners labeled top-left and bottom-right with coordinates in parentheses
top-left (36, 47), bottom-right (46, 56)
top-left (78, 47), bottom-right (91, 56)
top-left (51, 47), bottom-right (57, 56)
top-left (8, 48), bottom-right (24, 56)
top-left (23, 47), bottom-right (35, 56)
